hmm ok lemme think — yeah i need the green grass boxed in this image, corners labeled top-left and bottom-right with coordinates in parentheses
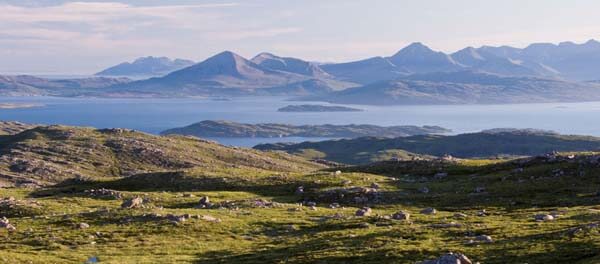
top-left (2, 154), bottom-right (600, 263)
top-left (2, 124), bottom-right (600, 263)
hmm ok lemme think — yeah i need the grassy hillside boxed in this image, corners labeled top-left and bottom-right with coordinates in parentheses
top-left (255, 130), bottom-right (600, 164)
top-left (0, 121), bottom-right (37, 136)
top-left (3, 123), bottom-right (600, 263)
top-left (0, 125), bottom-right (321, 187)
top-left (2, 152), bottom-right (600, 263)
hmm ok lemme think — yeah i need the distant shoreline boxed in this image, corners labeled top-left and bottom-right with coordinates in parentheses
top-left (277, 104), bottom-right (363, 112)
top-left (0, 103), bottom-right (44, 109)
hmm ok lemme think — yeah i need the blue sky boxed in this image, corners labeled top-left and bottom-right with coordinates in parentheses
top-left (1, 0), bottom-right (599, 74)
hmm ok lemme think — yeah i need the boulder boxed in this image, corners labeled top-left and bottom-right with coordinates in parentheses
top-left (0, 217), bottom-right (16, 231)
top-left (391, 211), bottom-right (410, 221)
top-left (121, 197), bottom-right (143, 209)
top-left (534, 214), bottom-right (555, 222)
top-left (420, 207), bottom-right (437, 215)
top-left (355, 207), bottom-right (372, 217)
top-left (454, 213), bottom-right (468, 219)
top-left (198, 196), bottom-right (213, 209)
top-left (475, 235), bottom-right (493, 243)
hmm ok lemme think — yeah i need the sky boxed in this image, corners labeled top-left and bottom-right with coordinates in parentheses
top-left (1, 0), bottom-right (599, 75)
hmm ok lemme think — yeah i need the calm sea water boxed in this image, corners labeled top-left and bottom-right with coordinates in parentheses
top-left (1, 96), bottom-right (600, 147)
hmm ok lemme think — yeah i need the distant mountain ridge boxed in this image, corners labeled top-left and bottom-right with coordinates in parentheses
top-left (99, 51), bottom-right (355, 97)
top-left (0, 75), bottom-right (131, 96)
top-left (308, 71), bottom-right (600, 105)
top-left (5, 39), bottom-right (600, 102)
top-left (96, 56), bottom-right (195, 77)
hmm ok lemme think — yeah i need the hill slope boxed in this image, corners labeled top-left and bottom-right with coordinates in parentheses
top-left (3, 147), bottom-right (600, 263)
top-left (160, 120), bottom-right (450, 138)
top-left (0, 125), bottom-right (321, 187)
top-left (255, 129), bottom-right (600, 164)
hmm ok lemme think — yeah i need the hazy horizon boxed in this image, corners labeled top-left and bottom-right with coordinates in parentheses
top-left (1, 0), bottom-right (600, 74)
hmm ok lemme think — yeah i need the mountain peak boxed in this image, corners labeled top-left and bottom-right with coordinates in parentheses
top-left (396, 42), bottom-right (434, 54)
top-left (250, 52), bottom-right (331, 78)
top-left (584, 39), bottom-right (600, 47)
top-left (96, 56), bottom-right (195, 77)
top-left (388, 42), bottom-right (461, 73)
top-left (251, 52), bottom-right (283, 65)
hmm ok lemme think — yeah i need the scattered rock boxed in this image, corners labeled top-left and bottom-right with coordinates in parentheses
top-left (431, 222), bottom-right (462, 228)
top-left (0, 217), bottom-right (16, 231)
top-left (355, 207), bottom-right (372, 217)
top-left (197, 196), bottom-right (213, 209)
top-left (418, 187), bottom-right (430, 194)
top-left (84, 188), bottom-right (122, 199)
top-left (78, 222), bottom-right (90, 229)
top-left (317, 186), bottom-right (380, 204)
top-left (200, 215), bottom-right (221, 223)
top-left (295, 186), bottom-right (304, 195)
top-left (419, 252), bottom-right (473, 264)
top-left (476, 209), bottom-right (487, 216)
top-left (454, 213), bottom-right (468, 219)
top-left (475, 235), bottom-right (493, 243)
top-left (329, 203), bottom-right (340, 209)
top-left (166, 214), bottom-right (187, 223)
top-left (474, 186), bottom-right (486, 193)
top-left (566, 222), bottom-right (600, 236)
top-left (370, 182), bottom-right (380, 189)
top-left (391, 211), bottom-right (410, 221)
top-left (534, 214), bottom-right (555, 222)
top-left (420, 207), bottom-right (437, 215)
top-left (332, 212), bottom-right (345, 219)
top-left (334, 170), bottom-right (342, 176)
top-left (121, 197), bottom-right (143, 209)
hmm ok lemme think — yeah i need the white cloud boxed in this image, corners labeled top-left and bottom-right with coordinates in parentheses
top-left (0, 1), bottom-right (305, 73)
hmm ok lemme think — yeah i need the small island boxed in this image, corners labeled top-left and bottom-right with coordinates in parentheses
top-left (277, 104), bottom-right (363, 112)
top-left (161, 120), bottom-right (451, 138)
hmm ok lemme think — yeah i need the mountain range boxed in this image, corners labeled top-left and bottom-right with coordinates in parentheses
top-left (96, 56), bottom-right (195, 78)
top-left (4, 39), bottom-right (600, 104)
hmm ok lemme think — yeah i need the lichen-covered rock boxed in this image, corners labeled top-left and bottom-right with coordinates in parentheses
top-left (121, 197), bottom-right (143, 209)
